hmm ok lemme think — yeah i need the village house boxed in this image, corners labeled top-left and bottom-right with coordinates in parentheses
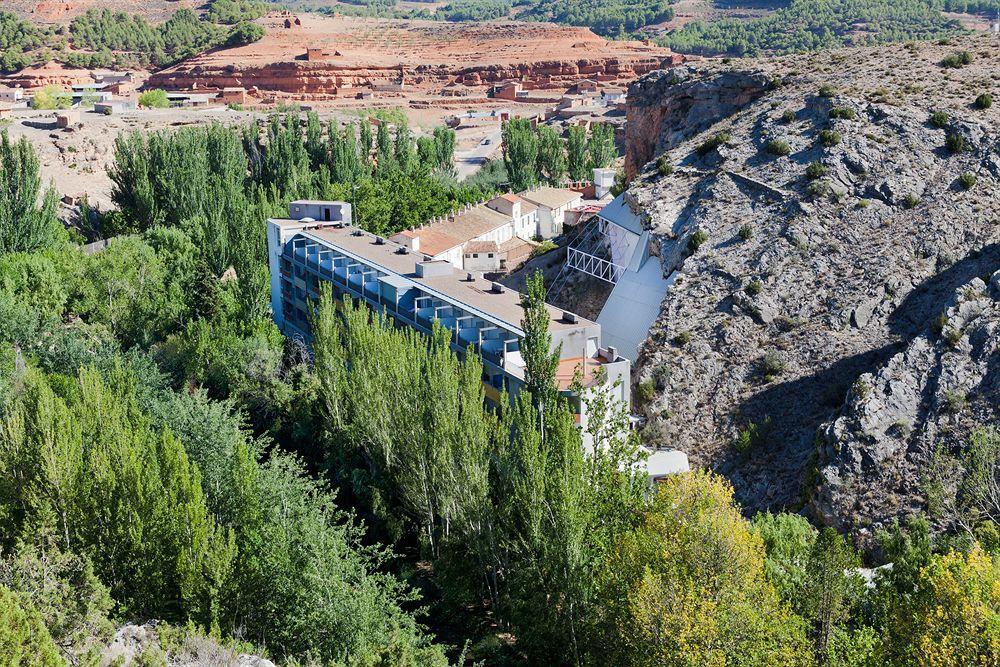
top-left (519, 187), bottom-right (583, 238)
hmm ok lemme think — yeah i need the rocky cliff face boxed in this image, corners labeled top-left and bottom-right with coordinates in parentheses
top-left (624, 67), bottom-right (773, 177)
top-left (622, 36), bottom-right (1000, 534)
top-left (146, 56), bottom-right (679, 98)
top-left (812, 271), bottom-right (999, 540)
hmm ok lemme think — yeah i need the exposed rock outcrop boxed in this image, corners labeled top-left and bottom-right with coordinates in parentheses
top-left (625, 67), bottom-right (773, 176)
top-left (621, 35), bottom-right (1000, 530)
top-left (102, 622), bottom-right (275, 666)
top-left (812, 271), bottom-right (1000, 540)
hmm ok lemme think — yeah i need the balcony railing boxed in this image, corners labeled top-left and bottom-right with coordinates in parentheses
top-left (566, 247), bottom-right (625, 284)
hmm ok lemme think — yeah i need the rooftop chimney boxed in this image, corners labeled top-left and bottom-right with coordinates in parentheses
top-left (562, 311), bottom-right (579, 324)
top-left (491, 282), bottom-right (505, 294)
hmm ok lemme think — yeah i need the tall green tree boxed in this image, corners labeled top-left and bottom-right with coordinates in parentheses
top-left (520, 270), bottom-right (560, 414)
top-left (0, 132), bottom-right (61, 256)
top-left (502, 118), bottom-right (539, 191)
top-left (566, 125), bottom-right (589, 182)
top-left (537, 126), bottom-right (567, 185)
top-left (587, 122), bottom-right (617, 169)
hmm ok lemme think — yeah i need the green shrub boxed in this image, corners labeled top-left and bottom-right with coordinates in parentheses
top-left (929, 110), bottom-right (949, 128)
top-left (695, 131), bottom-right (731, 156)
top-left (656, 155), bottom-right (674, 176)
top-left (688, 229), bottom-right (709, 253)
top-left (857, 198), bottom-right (870, 208)
top-left (819, 130), bottom-right (841, 147)
top-left (828, 106), bottom-right (856, 120)
top-left (805, 161), bottom-right (827, 179)
top-left (138, 89), bottom-right (170, 109)
top-left (958, 172), bottom-right (977, 190)
top-left (733, 418), bottom-right (771, 456)
top-left (942, 389), bottom-right (967, 413)
top-left (738, 223), bottom-right (752, 241)
top-left (945, 132), bottom-right (965, 154)
top-left (761, 351), bottom-right (786, 381)
top-left (673, 331), bottom-right (691, 346)
top-left (745, 279), bottom-right (763, 296)
top-left (818, 84), bottom-right (836, 98)
top-left (940, 51), bottom-right (973, 68)
top-left (781, 109), bottom-right (796, 123)
top-left (764, 138), bottom-right (792, 156)
top-left (974, 93), bottom-right (992, 110)
top-left (636, 378), bottom-right (656, 404)
top-left (902, 193), bottom-right (920, 209)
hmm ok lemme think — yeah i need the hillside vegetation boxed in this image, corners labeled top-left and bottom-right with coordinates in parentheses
top-left (661, 0), bottom-right (967, 56)
top-left (0, 2), bottom-right (265, 73)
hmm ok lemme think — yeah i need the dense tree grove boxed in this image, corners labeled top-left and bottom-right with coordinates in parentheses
top-left (662, 0), bottom-right (963, 57)
top-left (502, 119), bottom-right (618, 191)
top-left (518, 0), bottom-right (676, 37)
top-left (0, 112), bottom-right (997, 665)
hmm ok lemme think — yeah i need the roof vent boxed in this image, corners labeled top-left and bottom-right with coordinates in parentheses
top-left (562, 311), bottom-right (579, 324)
top-left (375, 236), bottom-right (385, 245)
top-left (301, 217), bottom-right (315, 223)
top-left (491, 282), bottom-right (505, 294)
top-left (396, 246), bottom-right (409, 254)
top-left (351, 229), bottom-right (363, 237)
top-left (466, 272), bottom-right (475, 282)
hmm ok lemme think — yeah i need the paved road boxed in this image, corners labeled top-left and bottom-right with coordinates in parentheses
top-left (455, 130), bottom-right (501, 181)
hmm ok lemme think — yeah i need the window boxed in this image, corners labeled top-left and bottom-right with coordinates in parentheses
top-left (473, 253), bottom-right (479, 258)
top-left (487, 253), bottom-right (494, 258)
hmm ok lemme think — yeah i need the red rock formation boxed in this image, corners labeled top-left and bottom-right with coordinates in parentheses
top-left (145, 14), bottom-right (685, 98)
top-left (1, 61), bottom-right (93, 90)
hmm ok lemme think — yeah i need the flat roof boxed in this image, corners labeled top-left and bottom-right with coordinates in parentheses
top-left (277, 220), bottom-right (594, 334)
top-left (520, 187), bottom-right (583, 210)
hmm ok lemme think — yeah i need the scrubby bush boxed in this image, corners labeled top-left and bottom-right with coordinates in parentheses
top-left (746, 279), bottom-right (764, 296)
top-left (818, 84), bottom-right (836, 98)
top-left (819, 130), bottom-right (841, 147)
top-left (636, 378), bottom-right (657, 404)
top-left (974, 93), bottom-right (992, 109)
top-left (929, 110), bottom-right (949, 128)
top-left (902, 193), bottom-right (920, 208)
top-left (656, 155), bottom-right (674, 176)
top-left (828, 106), bottom-right (856, 120)
top-left (805, 161), bottom-right (827, 179)
top-left (781, 109), bottom-right (796, 123)
top-left (940, 51), bottom-right (972, 68)
top-left (958, 172), bottom-right (977, 190)
top-left (738, 223), bottom-right (753, 241)
top-left (945, 132), bottom-right (965, 154)
top-left (688, 229), bottom-right (709, 253)
top-left (734, 419), bottom-right (771, 456)
top-left (673, 331), bottom-right (691, 346)
top-left (765, 138), bottom-right (792, 156)
top-left (696, 131), bottom-right (731, 156)
top-left (761, 351), bottom-right (786, 381)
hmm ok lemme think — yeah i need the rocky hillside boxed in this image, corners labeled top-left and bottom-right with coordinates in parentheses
top-left (623, 34), bottom-right (1000, 537)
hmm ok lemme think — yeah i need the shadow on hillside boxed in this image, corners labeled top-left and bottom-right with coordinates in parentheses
top-left (715, 242), bottom-right (1000, 513)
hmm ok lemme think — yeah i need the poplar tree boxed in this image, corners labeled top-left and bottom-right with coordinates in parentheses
top-left (0, 131), bottom-right (60, 256)
top-left (375, 122), bottom-right (395, 173)
top-left (305, 111), bottom-right (326, 170)
top-left (502, 118), bottom-right (539, 191)
top-left (520, 270), bottom-right (559, 413)
top-left (433, 126), bottom-right (456, 171)
top-left (587, 122), bottom-right (617, 169)
top-left (566, 125), bottom-right (589, 182)
top-left (537, 125), bottom-right (567, 185)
